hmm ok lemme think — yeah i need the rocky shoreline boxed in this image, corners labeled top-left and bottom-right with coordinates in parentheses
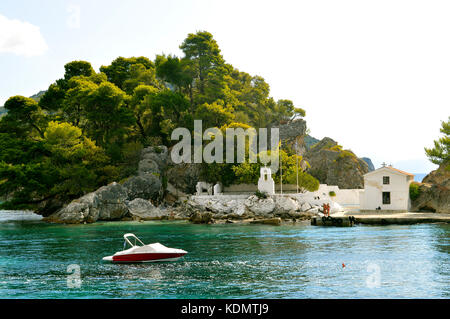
top-left (42, 141), bottom-right (449, 225)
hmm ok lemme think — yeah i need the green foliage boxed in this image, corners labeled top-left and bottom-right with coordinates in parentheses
top-left (329, 191), bottom-right (336, 197)
top-left (409, 182), bottom-right (421, 201)
top-left (2, 95), bottom-right (46, 138)
top-left (425, 117), bottom-right (449, 166)
top-left (0, 122), bottom-right (111, 210)
top-left (231, 149), bottom-right (319, 192)
top-left (0, 30), bottom-right (305, 210)
top-left (255, 190), bottom-right (268, 199)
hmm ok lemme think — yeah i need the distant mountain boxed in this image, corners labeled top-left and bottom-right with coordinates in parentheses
top-left (361, 157), bottom-right (375, 171)
top-left (30, 90), bottom-right (46, 102)
top-left (304, 134), bottom-right (320, 149)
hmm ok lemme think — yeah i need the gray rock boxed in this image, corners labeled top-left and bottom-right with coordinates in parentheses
top-left (126, 198), bottom-right (164, 220)
top-left (244, 195), bottom-right (276, 216)
top-left (411, 163), bottom-right (450, 214)
top-left (189, 211), bottom-right (214, 224)
top-left (93, 182), bottom-right (129, 220)
top-left (304, 137), bottom-right (369, 189)
top-left (123, 175), bottom-right (161, 201)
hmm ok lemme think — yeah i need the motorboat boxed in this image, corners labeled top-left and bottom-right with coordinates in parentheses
top-left (102, 233), bottom-right (187, 263)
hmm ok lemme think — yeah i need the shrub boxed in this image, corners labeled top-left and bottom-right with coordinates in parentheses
top-left (409, 182), bottom-right (421, 201)
top-left (329, 191), bottom-right (336, 197)
top-left (255, 190), bottom-right (268, 199)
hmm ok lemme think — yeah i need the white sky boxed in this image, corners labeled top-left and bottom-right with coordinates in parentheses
top-left (0, 0), bottom-right (448, 173)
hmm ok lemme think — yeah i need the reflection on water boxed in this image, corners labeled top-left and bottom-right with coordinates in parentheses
top-left (0, 212), bottom-right (448, 298)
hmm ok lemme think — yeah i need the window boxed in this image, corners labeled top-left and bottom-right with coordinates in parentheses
top-left (382, 192), bottom-right (391, 205)
top-left (383, 176), bottom-right (390, 185)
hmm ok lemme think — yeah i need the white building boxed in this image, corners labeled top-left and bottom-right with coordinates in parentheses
top-left (360, 165), bottom-right (414, 212)
top-left (257, 167), bottom-right (275, 195)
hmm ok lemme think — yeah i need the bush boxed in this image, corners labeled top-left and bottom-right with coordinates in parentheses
top-left (255, 190), bottom-right (268, 199)
top-left (409, 182), bottom-right (421, 201)
top-left (329, 191), bottom-right (336, 197)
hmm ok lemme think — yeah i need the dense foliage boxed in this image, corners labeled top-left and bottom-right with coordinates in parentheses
top-left (0, 31), bottom-right (308, 210)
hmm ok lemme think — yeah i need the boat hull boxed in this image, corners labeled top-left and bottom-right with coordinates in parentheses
top-left (103, 252), bottom-right (186, 263)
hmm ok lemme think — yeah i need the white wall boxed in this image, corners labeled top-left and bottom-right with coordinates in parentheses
top-left (360, 169), bottom-right (412, 211)
top-left (223, 183), bottom-right (362, 206)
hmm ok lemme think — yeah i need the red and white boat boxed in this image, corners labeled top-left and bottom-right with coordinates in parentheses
top-left (102, 233), bottom-right (187, 263)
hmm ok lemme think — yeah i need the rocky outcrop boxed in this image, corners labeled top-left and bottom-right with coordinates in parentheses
top-left (276, 119), bottom-right (307, 154)
top-left (184, 194), bottom-right (344, 222)
top-left (126, 198), bottom-right (164, 220)
top-left (45, 146), bottom-right (169, 224)
top-left (304, 137), bottom-right (369, 189)
top-left (411, 163), bottom-right (450, 213)
top-left (44, 182), bottom-right (129, 224)
top-left (166, 163), bottom-right (203, 195)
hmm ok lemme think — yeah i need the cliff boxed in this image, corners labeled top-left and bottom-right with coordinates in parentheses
top-left (411, 162), bottom-right (450, 213)
top-left (303, 137), bottom-right (369, 189)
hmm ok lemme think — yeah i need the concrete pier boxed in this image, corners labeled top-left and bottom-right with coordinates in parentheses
top-left (332, 211), bottom-right (450, 225)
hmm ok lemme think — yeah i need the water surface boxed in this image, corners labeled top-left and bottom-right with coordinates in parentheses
top-left (0, 211), bottom-right (448, 298)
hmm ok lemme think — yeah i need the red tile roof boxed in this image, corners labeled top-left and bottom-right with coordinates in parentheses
top-left (386, 166), bottom-right (414, 176)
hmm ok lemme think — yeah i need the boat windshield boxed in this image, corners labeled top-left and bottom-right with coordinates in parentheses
top-left (123, 234), bottom-right (145, 248)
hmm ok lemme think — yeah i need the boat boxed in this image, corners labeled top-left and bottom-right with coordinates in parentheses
top-left (102, 233), bottom-right (187, 263)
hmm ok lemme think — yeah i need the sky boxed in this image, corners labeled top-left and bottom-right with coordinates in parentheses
top-left (0, 0), bottom-right (448, 174)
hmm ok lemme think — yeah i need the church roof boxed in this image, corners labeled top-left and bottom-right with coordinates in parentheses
top-left (364, 166), bottom-right (414, 177)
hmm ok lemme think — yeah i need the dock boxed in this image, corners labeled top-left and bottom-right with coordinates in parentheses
top-left (315, 211), bottom-right (450, 226)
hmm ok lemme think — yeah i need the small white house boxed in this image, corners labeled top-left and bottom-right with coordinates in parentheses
top-left (360, 165), bottom-right (414, 212)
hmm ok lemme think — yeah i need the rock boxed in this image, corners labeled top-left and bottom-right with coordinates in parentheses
top-left (244, 195), bottom-right (276, 216)
top-left (411, 163), bottom-right (450, 213)
top-left (122, 175), bottom-right (161, 201)
top-left (95, 183), bottom-right (129, 220)
top-left (275, 119), bottom-right (307, 155)
top-left (44, 192), bottom-right (99, 224)
top-left (422, 163), bottom-right (450, 188)
top-left (189, 211), bottom-right (214, 224)
top-left (250, 217), bottom-right (282, 226)
top-left (35, 198), bottom-right (65, 217)
top-left (300, 202), bottom-right (311, 212)
top-left (45, 182), bottom-right (129, 224)
top-left (166, 163), bottom-right (203, 194)
top-left (274, 196), bottom-right (299, 215)
top-left (304, 137), bottom-right (369, 189)
top-left (126, 198), bottom-right (165, 220)
top-left (43, 146), bottom-right (167, 224)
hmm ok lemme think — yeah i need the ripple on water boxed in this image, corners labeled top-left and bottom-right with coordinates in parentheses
top-left (0, 212), bottom-right (448, 298)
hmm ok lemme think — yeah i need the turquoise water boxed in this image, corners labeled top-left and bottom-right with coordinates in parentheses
top-left (0, 211), bottom-right (448, 299)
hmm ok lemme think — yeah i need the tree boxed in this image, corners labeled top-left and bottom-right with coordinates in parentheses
top-left (180, 31), bottom-right (224, 91)
top-left (143, 89), bottom-right (191, 143)
top-left (62, 76), bottom-right (99, 127)
top-left (63, 60), bottom-right (95, 80)
top-left (129, 85), bottom-right (159, 141)
top-left (195, 100), bottom-right (234, 128)
top-left (84, 82), bottom-right (134, 151)
top-left (0, 121), bottom-right (110, 210)
top-left (39, 61), bottom-right (95, 112)
top-left (1, 96), bottom-right (47, 138)
top-left (425, 117), bottom-right (449, 166)
top-left (100, 56), bottom-right (156, 92)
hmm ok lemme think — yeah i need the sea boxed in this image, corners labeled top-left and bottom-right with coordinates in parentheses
top-left (0, 210), bottom-right (448, 299)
